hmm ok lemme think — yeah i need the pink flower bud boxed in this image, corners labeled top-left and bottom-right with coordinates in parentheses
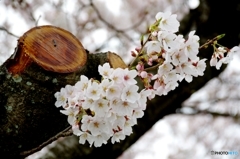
top-left (131, 51), bottom-right (137, 57)
top-left (140, 71), bottom-right (148, 78)
top-left (136, 63), bottom-right (144, 71)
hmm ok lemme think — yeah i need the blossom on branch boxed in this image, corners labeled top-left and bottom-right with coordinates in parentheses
top-left (55, 63), bottom-right (150, 147)
top-left (155, 11), bottom-right (179, 33)
top-left (210, 46), bottom-right (240, 69)
top-left (54, 11), bottom-right (239, 148)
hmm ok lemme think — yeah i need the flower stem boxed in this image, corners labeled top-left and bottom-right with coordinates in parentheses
top-left (129, 34), bottom-right (151, 68)
top-left (199, 34), bottom-right (225, 49)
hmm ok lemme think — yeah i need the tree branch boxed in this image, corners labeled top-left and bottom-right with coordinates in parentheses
top-left (178, 107), bottom-right (240, 119)
top-left (89, 0), bottom-right (146, 44)
top-left (0, 27), bottom-right (19, 38)
top-left (20, 126), bottom-right (73, 157)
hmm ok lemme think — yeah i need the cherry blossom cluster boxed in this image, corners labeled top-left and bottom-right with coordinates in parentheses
top-left (54, 11), bottom-right (239, 147)
top-left (210, 46), bottom-right (239, 69)
top-left (54, 63), bottom-right (152, 147)
top-left (131, 11), bottom-right (207, 96)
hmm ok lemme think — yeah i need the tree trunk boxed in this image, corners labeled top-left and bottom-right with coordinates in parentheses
top-left (0, 49), bottom-right (112, 158)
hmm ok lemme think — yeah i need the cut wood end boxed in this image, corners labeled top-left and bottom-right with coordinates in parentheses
top-left (6, 25), bottom-right (87, 74)
top-left (107, 52), bottom-right (127, 69)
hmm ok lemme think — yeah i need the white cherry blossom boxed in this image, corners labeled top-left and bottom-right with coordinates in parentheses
top-left (82, 97), bottom-right (95, 109)
top-left (184, 31), bottom-right (200, 60)
top-left (145, 41), bottom-right (162, 56)
top-left (111, 131), bottom-right (126, 144)
top-left (99, 79), bottom-right (112, 96)
top-left (91, 133), bottom-right (109, 147)
top-left (88, 118), bottom-right (106, 136)
top-left (92, 99), bottom-right (109, 117)
top-left (60, 107), bottom-right (79, 125)
top-left (121, 85), bottom-right (140, 103)
top-left (157, 31), bottom-right (177, 50)
top-left (79, 132), bottom-right (93, 145)
top-left (116, 101), bottom-right (134, 116)
top-left (106, 84), bottom-right (122, 100)
top-left (54, 88), bottom-right (67, 108)
top-left (86, 81), bottom-right (101, 100)
top-left (155, 11), bottom-right (180, 33)
top-left (122, 69), bottom-right (138, 86)
top-left (110, 68), bottom-right (124, 84)
top-left (195, 59), bottom-right (207, 76)
top-left (172, 50), bottom-right (188, 66)
top-left (74, 75), bottom-right (89, 92)
top-left (81, 115), bottom-right (93, 131)
top-left (98, 63), bottom-right (113, 78)
top-left (157, 62), bottom-right (173, 76)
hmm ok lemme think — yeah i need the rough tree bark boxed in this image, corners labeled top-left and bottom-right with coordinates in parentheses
top-left (0, 25), bottom-right (126, 159)
top-left (1, 0), bottom-right (240, 159)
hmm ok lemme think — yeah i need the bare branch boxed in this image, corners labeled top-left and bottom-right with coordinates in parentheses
top-left (90, 0), bottom-right (146, 32)
top-left (89, 0), bottom-right (146, 44)
top-left (178, 107), bottom-right (240, 118)
top-left (35, 15), bottom-right (42, 26)
top-left (0, 27), bottom-right (19, 38)
top-left (20, 126), bottom-right (73, 157)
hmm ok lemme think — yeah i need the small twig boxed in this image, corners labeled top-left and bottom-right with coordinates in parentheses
top-left (0, 27), bottom-right (19, 38)
top-left (90, 0), bottom-right (146, 32)
top-left (89, 0), bottom-right (145, 44)
top-left (144, 63), bottom-right (161, 72)
top-left (129, 34), bottom-right (151, 68)
top-left (35, 15), bottom-right (42, 26)
top-left (20, 126), bottom-right (73, 157)
top-left (199, 34), bottom-right (225, 49)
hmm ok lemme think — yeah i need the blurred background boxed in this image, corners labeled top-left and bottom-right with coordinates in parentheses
top-left (1, 0), bottom-right (240, 159)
